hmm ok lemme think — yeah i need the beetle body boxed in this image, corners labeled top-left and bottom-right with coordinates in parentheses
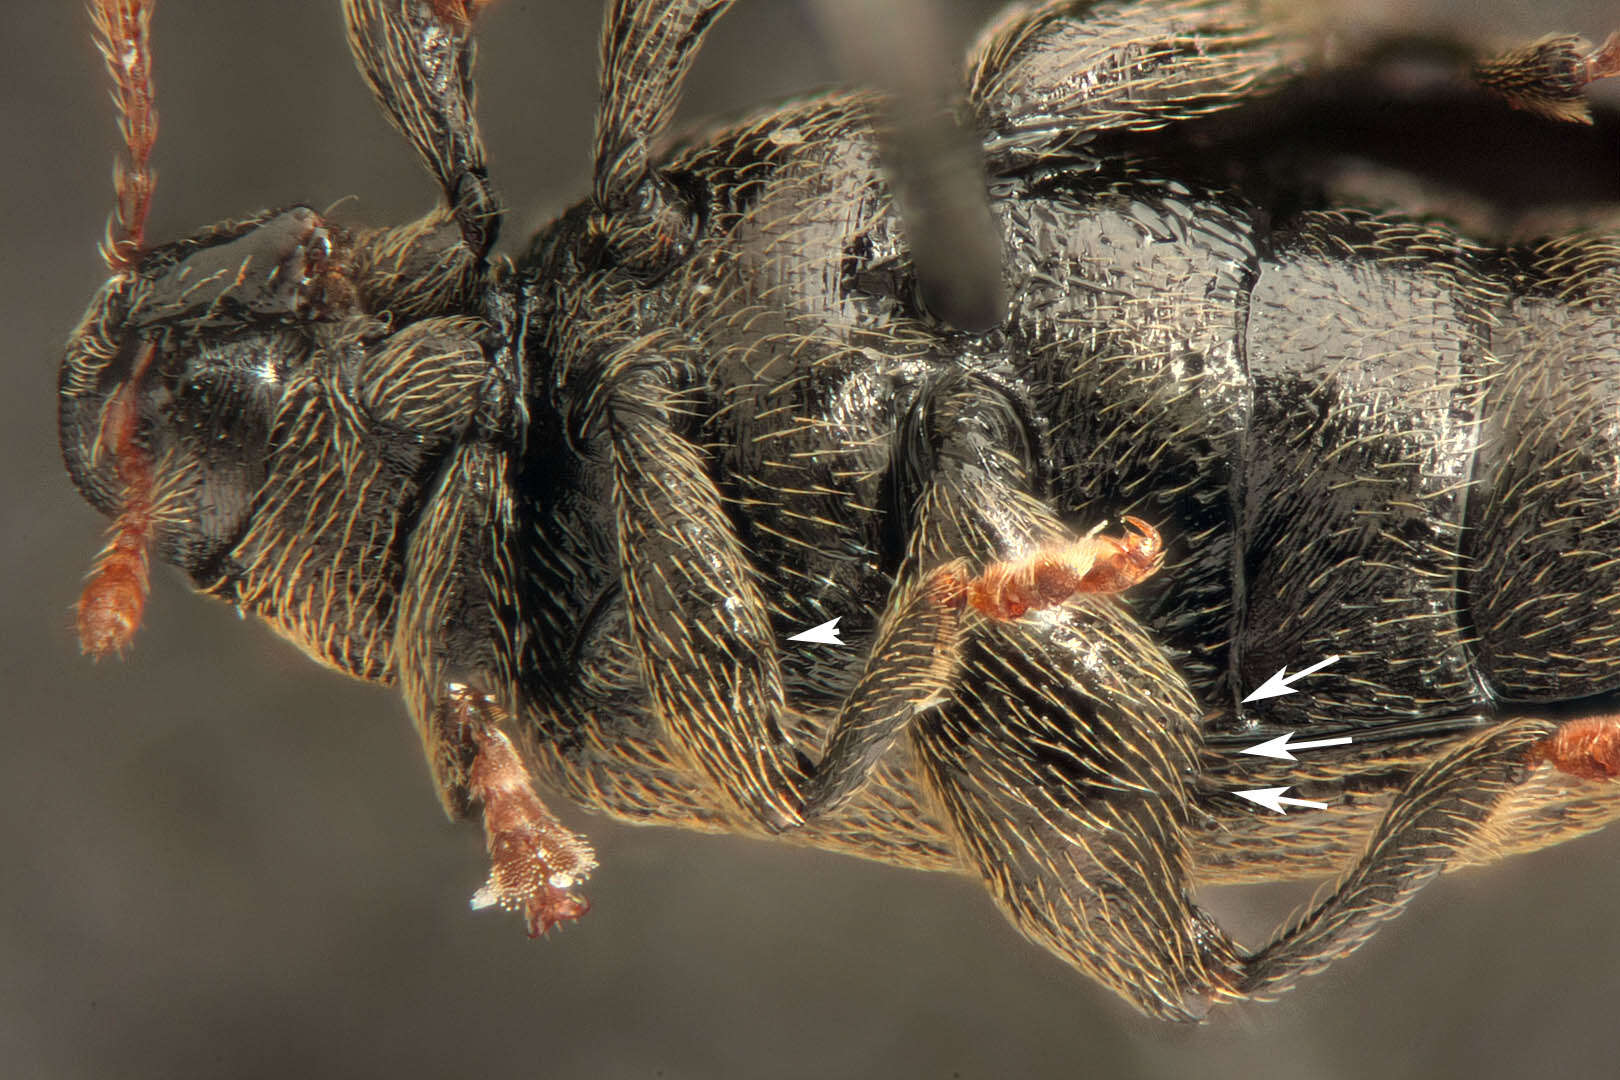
top-left (61, 0), bottom-right (1620, 1019)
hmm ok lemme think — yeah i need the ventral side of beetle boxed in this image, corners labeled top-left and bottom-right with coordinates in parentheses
top-left (56, 0), bottom-right (1620, 1028)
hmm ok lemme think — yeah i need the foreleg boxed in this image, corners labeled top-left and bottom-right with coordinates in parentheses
top-left (600, 356), bottom-right (807, 830)
top-left (590, 1), bottom-right (735, 277)
top-left (396, 431), bottom-right (594, 934)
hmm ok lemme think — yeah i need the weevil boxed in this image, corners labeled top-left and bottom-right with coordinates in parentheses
top-left (59, 0), bottom-right (1620, 1020)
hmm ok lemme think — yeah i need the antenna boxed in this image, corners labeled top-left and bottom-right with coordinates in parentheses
top-left (90, 0), bottom-right (158, 272)
top-left (78, 0), bottom-right (160, 657)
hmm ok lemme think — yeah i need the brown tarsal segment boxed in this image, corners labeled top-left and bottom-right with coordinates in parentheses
top-left (965, 517), bottom-right (1165, 621)
top-left (1528, 715), bottom-right (1620, 782)
top-left (924, 561), bottom-right (969, 615)
top-left (458, 689), bottom-right (597, 937)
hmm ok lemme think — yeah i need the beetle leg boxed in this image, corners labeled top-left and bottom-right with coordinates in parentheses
top-left (968, 2), bottom-right (1620, 172)
top-left (342, 0), bottom-right (500, 262)
top-left (873, 374), bottom-right (1244, 1020)
top-left (600, 357), bottom-right (807, 831)
top-left (967, 0), bottom-right (1307, 171)
top-left (593, 0), bottom-right (735, 212)
top-left (1239, 720), bottom-right (1553, 1000)
top-left (802, 517), bottom-right (1167, 816)
top-left (589, 0), bottom-right (736, 279)
top-left (1475, 30), bottom-right (1620, 124)
top-left (395, 437), bottom-right (596, 934)
top-left (457, 688), bottom-right (597, 937)
top-left (799, 562), bottom-right (968, 817)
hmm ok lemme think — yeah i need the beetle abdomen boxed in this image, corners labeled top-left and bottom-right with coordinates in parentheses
top-left (999, 175), bottom-right (1620, 734)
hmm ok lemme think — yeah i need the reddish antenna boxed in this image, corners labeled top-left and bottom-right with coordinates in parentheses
top-left (90, 0), bottom-right (157, 272)
top-left (78, 0), bottom-right (159, 657)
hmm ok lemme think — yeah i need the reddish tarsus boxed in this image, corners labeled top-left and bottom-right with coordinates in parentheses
top-left (1529, 714), bottom-right (1620, 782)
top-left (965, 516), bottom-right (1165, 621)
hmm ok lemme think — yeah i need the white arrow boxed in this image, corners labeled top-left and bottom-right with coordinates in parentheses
top-left (1235, 787), bottom-right (1330, 814)
top-left (1241, 654), bottom-right (1342, 703)
top-left (1239, 731), bottom-right (1354, 761)
top-left (787, 617), bottom-right (844, 646)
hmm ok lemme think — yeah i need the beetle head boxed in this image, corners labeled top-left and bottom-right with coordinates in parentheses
top-left (60, 206), bottom-right (360, 596)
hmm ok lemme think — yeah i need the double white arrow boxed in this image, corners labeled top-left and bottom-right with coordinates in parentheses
top-left (1234, 730), bottom-right (1353, 813)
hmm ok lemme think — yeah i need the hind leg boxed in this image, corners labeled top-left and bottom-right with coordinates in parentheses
top-left (1235, 720), bottom-right (1551, 997)
top-left (861, 373), bottom-right (1247, 1019)
top-left (824, 373), bottom-right (1620, 1019)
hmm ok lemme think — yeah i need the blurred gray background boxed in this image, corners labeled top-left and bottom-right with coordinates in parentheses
top-left (6, 2), bottom-right (1619, 1078)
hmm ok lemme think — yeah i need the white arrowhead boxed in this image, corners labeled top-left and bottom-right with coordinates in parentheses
top-left (1235, 787), bottom-right (1329, 814)
top-left (787, 617), bottom-right (844, 645)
